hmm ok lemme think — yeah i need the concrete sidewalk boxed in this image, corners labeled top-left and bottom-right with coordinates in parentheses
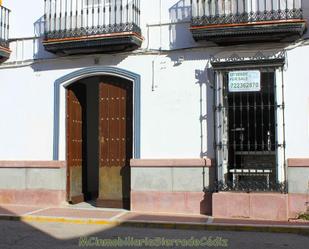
top-left (0, 204), bottom-right (309, 235)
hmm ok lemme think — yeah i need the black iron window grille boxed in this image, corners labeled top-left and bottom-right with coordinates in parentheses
top-left (210, 52), bottom-right (287, 193)
top-left (224, 71), bottom-right (278, 190)
top-left (44, 0), bottom-right (141, 40)
top-left (191, 0), bottom-right (303, 26)
top-left (0, 5), bottom-right (10, 48)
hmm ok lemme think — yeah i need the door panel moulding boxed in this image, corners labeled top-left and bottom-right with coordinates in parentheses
top-left (53, 67), bottom-right (141, 161)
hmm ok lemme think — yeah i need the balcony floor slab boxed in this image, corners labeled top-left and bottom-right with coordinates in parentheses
top-left (191, 20), bottom-right (307, 45)
top-left (43, 33), bottom-right (143, 55)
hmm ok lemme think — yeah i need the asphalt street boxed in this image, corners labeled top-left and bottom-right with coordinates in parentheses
top-left (0, 220), bottom-right (308, 249)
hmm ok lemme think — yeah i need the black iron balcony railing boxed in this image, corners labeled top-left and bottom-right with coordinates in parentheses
top-left (191, 0), bottom-right (302, 26)
top-left (44, 0), bottom-right (141, 40)
top-left (0, 5), bottom-right (10, 49)
top-left (191, 0), bottom-right (303, 26)
top-left (190, 0), bottom-right (306, 44)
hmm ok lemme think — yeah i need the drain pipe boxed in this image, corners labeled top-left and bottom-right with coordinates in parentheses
top-left (159, 0), bottom-right (162, 51)
top-left (152, 60), bottom-right (156, 91)
top-left (151, 0), bottom-right (162, 92)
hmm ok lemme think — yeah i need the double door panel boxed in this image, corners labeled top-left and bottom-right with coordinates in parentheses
top-left (98, 78), bottom-right (133, 208)
top-left (67, 84), bottom-right (86, 203)
top-left (67, 78), bottom-right (132, 208)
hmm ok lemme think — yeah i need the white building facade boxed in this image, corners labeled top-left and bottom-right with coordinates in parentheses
top-left (0, 0), bottom-right (308, 220)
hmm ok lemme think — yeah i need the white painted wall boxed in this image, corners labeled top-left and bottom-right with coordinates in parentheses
top-left (0, 0), bottom-right (309, 162)
top-left (0, 66), bottom-right (54, 160)
top-left (4, 0), bottom-right (194, 51)
top-left (3, 0), bottom-right (195, 63)
top-left (4, 0), bottom-right (45, 38)
top-left (0, 49), bottom-right (214, 160)
top-left (284, 45), bottom-right (309, 158)
top-left (2, 44), bottom-right (309, 160)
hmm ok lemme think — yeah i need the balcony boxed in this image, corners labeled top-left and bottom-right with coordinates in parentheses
top-left (190, 0), bottom-right (307, 44)
top-left (0, 5), bottom-right (10, 62)
top-left (43, 0), bottom-right (142, 55)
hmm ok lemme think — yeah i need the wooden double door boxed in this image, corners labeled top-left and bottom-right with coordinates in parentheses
top-left (66, 76), bottom-right (133, 209)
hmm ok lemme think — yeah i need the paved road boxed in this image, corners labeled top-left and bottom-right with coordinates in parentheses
top-left (0, 220), bottom-right (308, 249)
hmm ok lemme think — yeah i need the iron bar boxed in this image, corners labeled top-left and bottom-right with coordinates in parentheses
top-left (225, 71), bottom-right (277, 189)
top-left (240, 83), bottom-right (243, 151)
top-left (232, 85), bottom-right (236, 169)
top-left (86, 0), bottom-right (89, 28)
top-left (0, 5), bottom-right (10, 48)
top-left (268, 73), bottom-right (272, 151)
top-left (81, 0), bottom-right (83, 28)
top-left (260, 79), bottom-right (264, 151)
top-left (76, 0), bottom-right (78, 30)
top-left (206, 180), bottom-right (288, 193)
top-left (44, 0), bottom-right (141, 40)
top-left (191, 0), bottom-right (303, 26)
top-left (109, 0), bottom-right (111, 27)
top-left (91, 0), bottom-right (94, 28)
top-left (50, 0), bottom-right (53, 32)
top-left (254, 87), bottom-right (257, 150)
top-left (65, 0), bottom-right (67, 32)
top-left (247, 91), bottom-right (250, 151)
top-left (97, 0), bottom-right (100, 27)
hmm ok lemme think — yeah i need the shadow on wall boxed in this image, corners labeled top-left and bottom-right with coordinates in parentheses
top-left (167, 51), bottom-right (217, 158)
top-left (200, 191), bottom-right (213, 215)
top-left (169, 0), bottom-right (196, 49)
top-left (195, 65), bottom-right (216, 212)
top-left (158, 53), bottom-right (217, 215)
top-left (166, 50), bottom-right (217, 166)
top-left (33, 15), bottom-right (55, 60)
top-left (31, 16), bottom-right (128, 70)
top-left (195, 65), bottom-right (215, 160)
top-left (31, 53), bottom-right (128, 72)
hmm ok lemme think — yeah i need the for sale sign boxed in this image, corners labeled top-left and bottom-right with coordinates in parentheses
top-left (228, 71), bottom-right (261, 92)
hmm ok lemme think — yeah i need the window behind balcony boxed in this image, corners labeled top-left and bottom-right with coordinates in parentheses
top-left (45, 0), bottom-right (136, 35)
top-left (192, 0), bottom-right (302, 25)
top-left (84, 0), bottom-right (103, 7)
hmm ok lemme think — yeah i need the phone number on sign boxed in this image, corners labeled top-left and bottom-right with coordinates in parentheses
top-left (230, 82), bottom-right (260, 91)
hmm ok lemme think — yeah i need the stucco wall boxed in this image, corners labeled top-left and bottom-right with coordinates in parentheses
top-left (130, 159), bottom-right (213, 214)
top-left (131, 167), bottom-right (210, 192)
top-left (4, 0), bottom-right (309, 46)
top-left (288, 167), bottom-right (309, 194)
top-left (1, 44), bottom-right (309, 161)
top-left (0, 168), bottom-right (65, 190)
top-left (0, 49), bottom-right (215, 160)
top-left (284, 46), bottom-right (309, 158)
top-left (1, 1), bottom-right (309, 210)
top-left (0, 161), bottom-right (66, 206)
